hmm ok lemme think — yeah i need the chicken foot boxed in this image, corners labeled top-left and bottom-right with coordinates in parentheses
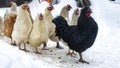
top-left (66, 49), bottom-right (77, 56)
top-left (56, 42), bottom-right (63, 49)
top-left (79, 53), bottom-right (89, 64)
top-left (11, 40), bottom-right (16, 46)
top-left (42, 42), bottom-right (46, 49)
top-left (19, 43), bottom-right (29, 52)
top-left (35, 47), bottom-right (41, 54)
top-left (42, 42), bottom-right (49, 50)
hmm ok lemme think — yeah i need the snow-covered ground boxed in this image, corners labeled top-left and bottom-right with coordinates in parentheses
top-left (0, 0), bottom-right (120, 68)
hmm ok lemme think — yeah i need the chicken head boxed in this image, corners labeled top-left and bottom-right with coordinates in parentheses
top-left (39, 13), bottom-right (43, 20)
top-left (22, 4), bottom-right (29, 10)
top-left (75, 8), bottom-right (79, 15)
top-left (66, 4), bottom-right (72, 11)
top-left (47, 4), bottom-right (54, 11)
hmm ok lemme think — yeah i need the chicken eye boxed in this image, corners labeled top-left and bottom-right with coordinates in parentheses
top-left (49, 7), bottom-right (52, 9)
top-left (47, 8), bottom-right (50, 10)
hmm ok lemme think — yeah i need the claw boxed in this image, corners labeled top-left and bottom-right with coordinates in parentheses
top-left (11, 42), bottom-right (16, 46)
top-left (11, 40), bottom-right (16, 46)
top-left (35, 51), bottom-right (41, 54)
top-left (42, 42), bottom-right (47, 49)
top-left (79, 59), bottom-right (89, 64)
top-left (20, 49), bottom-right (29, 52)
top-left (19, 43), bottom-right (28, 52)
top-left (79, 53), bottom-right (89, 64)
top-left (56, 42), bottom-right (63, 49)
top-left (66, 49), bottom-right (77, 56)
top-left (42, 48), bottom-right (49, 50)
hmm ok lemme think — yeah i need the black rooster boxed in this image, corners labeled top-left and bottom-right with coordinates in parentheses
top-left (52, 7), bottom-right (98, 64)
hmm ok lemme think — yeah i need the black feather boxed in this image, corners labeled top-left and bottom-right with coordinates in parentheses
top-left (52, 7), bottom-right (98, 53)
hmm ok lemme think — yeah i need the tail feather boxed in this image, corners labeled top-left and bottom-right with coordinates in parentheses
top-left (52, 16), bottom-right (69, 39)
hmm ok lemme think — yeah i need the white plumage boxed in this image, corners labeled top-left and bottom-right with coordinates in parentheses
top-left (10, 2), bottom-right (17, 13)
top-left (0, 16), bottom-right (3, 35)
top-left (44, 4), bottom-right (61, 48)
top-left (29, 13), bottom-right (48, 53)
top-left (70, 8), bottom-right (80, 25)
top-left (60, 5), bottom-right (72, 25)
top-left (44, 6), bottom-right (55, 37)
top-left (12, 4), bottom-right (32, 51)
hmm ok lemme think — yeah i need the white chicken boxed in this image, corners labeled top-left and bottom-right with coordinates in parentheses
top-left (44, 4), bottom-right (61, 49)
top-left (0, 16), bottom-right (3, 35)
top-left (12, 4), bottom-right (32, 51)
top-left (29, 13), bottom-right (48, 54)
top-left (66, 8), bottom-right (80, 56)
top-left (10, 2), bottom-right (17, 13)
top-left (61, 6), bottom-right (79, 56)
top-left (60, 4), bottom-right (72, 25)
top-left (70, 8), bottom-right (80, 25)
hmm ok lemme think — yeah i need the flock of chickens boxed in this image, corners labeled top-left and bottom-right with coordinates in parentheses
top-left (0, 1), bottom-right (98, 64)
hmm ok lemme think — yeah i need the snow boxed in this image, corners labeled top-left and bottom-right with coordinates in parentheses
top-left (0, 0), bottom-right (120, 68)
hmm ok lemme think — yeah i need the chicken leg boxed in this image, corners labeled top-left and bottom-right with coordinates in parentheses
top-left (42, 42), bottom-right (49, 50)
top-left (42, 42), bottom-right (46, 49)
top-left (11, 40), bottom-right (16, 46)
top-left (56, 42), bottom-right (63, 49)
top-left (67, 49), bottom-right (77, 56)
top-left (35, 47), bottom-right (41, 54)
top-left (19, 43), bottom-right (28, 52)
top-left (79, 53), bottom-right (89, 64)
